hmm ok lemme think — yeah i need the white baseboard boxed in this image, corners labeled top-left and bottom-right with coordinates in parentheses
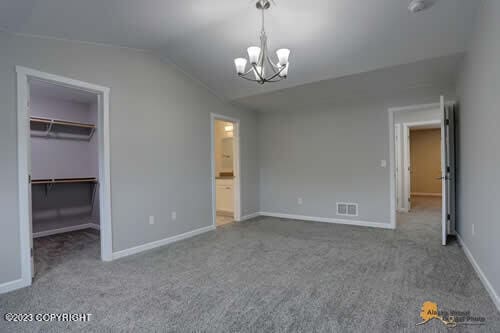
top-left (259, 212), bottom-right (393, 230)
top-left (457, 234), bottom-right (500, 312)
top-left (0, 279), bottom-right (25, 294)
top-left (0, 278), bottom-right (28, 294)
top-left (89, 223), bottom-right (100, 230)
top-left (239, 212), bottom-right (260, 221)
top-left (411, 192), bottom-right (442, 197)
top-left (33, 223), bottom-right (98, 238)
top-left (112, 225), bottom-right (216, 260)
top-left (397, 208), bottom-right (409, 213)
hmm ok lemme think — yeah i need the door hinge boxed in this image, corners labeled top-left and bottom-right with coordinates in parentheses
top-left (30, 247), bottom-right (33, 257)
top-left (447, 166), bottom-right (450, 173)
top-left (447, 214), bottom-right (451, 220)
top-left (28, 175), bottom-right (32, 184)
top-left (445, 119), bottom-right (450, 125)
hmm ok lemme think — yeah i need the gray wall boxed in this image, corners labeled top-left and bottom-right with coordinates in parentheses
top-left (0, 32), bottom-right (259, 285)
top-left (456, 1), bottom-right (500, 302)
top-left (257, 85), bottom-right (455, 224)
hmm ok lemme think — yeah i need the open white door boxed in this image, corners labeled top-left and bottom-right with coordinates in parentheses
top-left (447, 106), bottom-right (456, 237)
top-left (440, 96), bottom-right (455, 245)
top-left (440, 96), bottom-right (447, 245)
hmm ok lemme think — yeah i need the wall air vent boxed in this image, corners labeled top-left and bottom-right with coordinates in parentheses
top-left (337, 202), bottom-right (358, 217)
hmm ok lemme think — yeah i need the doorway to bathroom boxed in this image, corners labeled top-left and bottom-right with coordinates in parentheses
top-left (210, 114), bottom-right (241, 227)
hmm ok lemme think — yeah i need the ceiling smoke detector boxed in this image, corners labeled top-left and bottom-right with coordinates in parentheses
top-left (408, 0), bottom-right (430, 13)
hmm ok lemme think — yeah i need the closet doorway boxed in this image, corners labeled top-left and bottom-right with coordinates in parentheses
top-left (210, 114), bottom-right (241, 227)
top-left (16, 67), bottom-right (112, 288)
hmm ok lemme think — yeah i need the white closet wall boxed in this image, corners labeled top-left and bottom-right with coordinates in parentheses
top-left (30, 95), bottom-right (99, 234)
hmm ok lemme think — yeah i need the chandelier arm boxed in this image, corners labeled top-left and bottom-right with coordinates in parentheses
top-left (266, 55), bottom-right (280, 73)
top-left (251, 63), bottom-right (266, 82)
top-left (242, 67), bottom-right (256, 76)
top-left (263, 65), bottom-right (286, 81)
top-left (265, 77), bottom-right (286, 83)
top-left (238, 74), bottom-right (262, 82)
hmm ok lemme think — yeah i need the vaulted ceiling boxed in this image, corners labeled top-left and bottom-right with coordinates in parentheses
top-left (1, 0), bottom-right (478, 100)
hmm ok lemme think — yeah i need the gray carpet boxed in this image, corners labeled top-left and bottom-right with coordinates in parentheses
top-left (1, 197), bottom-right (499, 332)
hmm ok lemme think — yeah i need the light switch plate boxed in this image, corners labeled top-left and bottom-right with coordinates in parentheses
top-left (381, 160), bottom-right (387, 168)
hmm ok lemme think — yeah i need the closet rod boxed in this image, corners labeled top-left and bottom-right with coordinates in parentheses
top-left (31, 177), bottom-right (98, 185)
top-left (30, 117), bottom-right (96, 129)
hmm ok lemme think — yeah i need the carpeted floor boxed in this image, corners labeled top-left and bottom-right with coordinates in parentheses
top-left (1, 197), bottom-right (499, 332)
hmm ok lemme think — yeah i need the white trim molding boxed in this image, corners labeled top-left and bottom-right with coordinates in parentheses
top-left (0, 279), bottom-right (25, 294)
top-left (259, 212), bottom-right (393, 230)
top-left (112, 225), bottom-right (216, 260)
top-left (15, 66), bottom-right (113, 293)
top-left (239, 212), bottom-right (260, 221)
top-left (33, 223), bottom-right (99, 238)
top-left (457, 234), bottom-right (500, 312)
top-left (402, 119), bottom-right (442, 212)
top-left (210, 113), bottom-right (242, 227)
top-left (387, 102), bottom-right (449, 229)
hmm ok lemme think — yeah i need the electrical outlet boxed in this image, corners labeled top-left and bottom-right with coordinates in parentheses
top-left (297, 197), bottom-right (303, 205)
top-left (171, 211), bottom-right (177, 221)
top-left (472, 223), bottom-right (475, 236)
top-left (149, 216), bottom-right (155, 225)
top-left (380, 160), bottom-right (387, 168)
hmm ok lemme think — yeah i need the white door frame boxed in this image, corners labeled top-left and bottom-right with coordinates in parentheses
top-left (388, 102), bottom-right (441, 229)
top-left (210, 113), bottom-right (241, 226)
top-left (394, 124), bottom-right (403, 211)
top-left (402, 120), bottom-right (442, 211)
top-left (16, 66), bottom-right (113, 289)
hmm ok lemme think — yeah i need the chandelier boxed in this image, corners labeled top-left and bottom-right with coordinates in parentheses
top-left (233, 0), bottom-right (290, 84)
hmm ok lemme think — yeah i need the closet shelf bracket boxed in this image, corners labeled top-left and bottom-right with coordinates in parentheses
top-left (30, 117), bottom-right (96, 140)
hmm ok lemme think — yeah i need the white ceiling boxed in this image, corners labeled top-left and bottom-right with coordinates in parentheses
top-left (30, 78), bottom-right (97, 105)
top-left (1, 0), bottom-right (478, 100)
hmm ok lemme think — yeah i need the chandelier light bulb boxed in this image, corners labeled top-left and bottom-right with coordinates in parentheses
top-left (234, 58), bottom-right (247, 74)
top-left (276, 49), bottom-right (290, 66)
top-left (247, 46), bottom-right (261, 64)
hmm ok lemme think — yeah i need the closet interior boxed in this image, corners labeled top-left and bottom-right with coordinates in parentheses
top-left (29, 79), bottom-right (100, 240)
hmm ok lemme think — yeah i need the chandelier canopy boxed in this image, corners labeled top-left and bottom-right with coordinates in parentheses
top-left (234, 0), bottom-right (290, 84)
